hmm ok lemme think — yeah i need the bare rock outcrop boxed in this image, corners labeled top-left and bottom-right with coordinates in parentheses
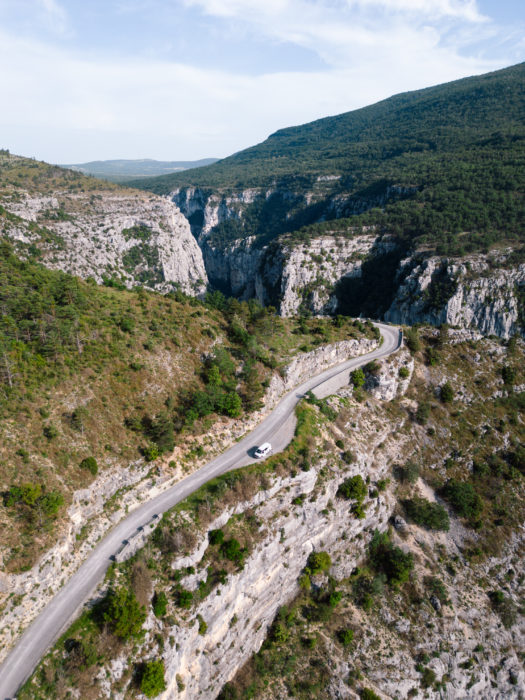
top-left (2, 192), bottom-right (208, 295)
top-left (385, 253), bottom-right (525, 338)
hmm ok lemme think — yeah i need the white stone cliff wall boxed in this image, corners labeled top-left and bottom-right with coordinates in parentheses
top-left (2, 193), bottom-right (208, 295)
top-left (385, 254), bottom-right (525, 338)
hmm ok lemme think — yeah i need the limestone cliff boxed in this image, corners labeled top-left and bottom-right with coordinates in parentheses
top-left (171, 187), bottom-right (524, 339)
top-left (385, 252), bottom-right (525, 339)
top-left (1, 189), bottom-right (207, 295)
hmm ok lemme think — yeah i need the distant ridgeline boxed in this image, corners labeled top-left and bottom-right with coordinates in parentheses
top-left (133, 63), bottom-right (525, 257)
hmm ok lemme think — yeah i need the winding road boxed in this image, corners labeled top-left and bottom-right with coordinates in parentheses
top-left (0, 322), bottom-right (401, 699)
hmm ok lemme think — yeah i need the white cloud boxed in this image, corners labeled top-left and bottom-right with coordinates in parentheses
top-left (37, 0), bottom-right (69, 33)
top-left (0, 25), bottom-right (501, 162)
top-left (182, 0), bottom-right (489, 71)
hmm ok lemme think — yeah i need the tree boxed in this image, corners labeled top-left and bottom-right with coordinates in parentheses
top-left (405, 328), bottom-right (420, 353)
top-left (337, 475), bottom-right (366, 502)
top-left (501, 365), bottom-right (516, 385)
top-left (338, 628), bottom-right (354, 646)
top-left (152, 591), bottom-right (168, 618)
top-left (440, 382), bottom-right (454, 403)
top-left (442, 480), bottom-right (482, 520)
top-left (102, 587), bottom-right (146, 639)
top-left (403, 497), bottom-right (450, 531)
top-left (222, 391), bottom-right (242, 418)
top-left (140, 660), bottom-right (166, 698)
top-left (306, 551), bottom-right (331, 574)
top-left (351, 368), bottom-right (365, 388)
top-left (80, 457), bottom-right (98, 475)
top-left (368, 530), bottom-right (413, 587)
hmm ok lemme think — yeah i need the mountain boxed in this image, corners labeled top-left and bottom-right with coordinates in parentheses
top-left (61, 157), bottom-right (218, 183)
top-left (132, 63), bottom-right (525, 335)
top-left (133, 62), bottom-right (524, 192)
top-left (15, 325), bottom-right (525, 700)
top-left (0, 152), bottom-right (207, 294)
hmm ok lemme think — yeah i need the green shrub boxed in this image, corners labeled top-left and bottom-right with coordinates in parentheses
top-left (218, 682), bottom-right (238, 700)
top-left (176, 589), bottom-right (193, 609)
top-left (337, 475), bottom-right (366, 502)
top-left (399, 366), bottom-right (410, 379)
top-left (306, 551), bottom-right (331, 575)
top-left (335, 439), bottom-right (344, 449)
top-left (197, 614), bottom-right (208, 635)
top-left (101, 587), bottom-right (146, 640)
top-left (337, 628), bottom-right (354, 646)
top-left (142, 445), bottom-right (159, 462)
top-left (361, 689), bottom-right (381, 700)
top-left (152, 591), bottom-right (167, 618)
top-left (351, 368), bottom-right (365, 388)
top-left (3, 483), bottom-right (64, 520)
top-left (442, 480), bottom-right (483, 520)
top-left (80, 457), bottom-right (98, 475)
top-left (421, 667), bottom-right (437, 688)
top-left (396, 461), bottom-right (419, 483)
top-left (220, 538), bottom-right (245, 565)
top-left (43, 424), bottom-right (58, 439)
top-left (424, 576), bottom-right (449, 605)
top-left (353, 503), bottom-right (366, 519)
top-left (144, 413), bottom-right (174, 454)
top-left (426, 347), bottom-right (440, 366)
top-left (440, 382), bottom-right (454, 403)
top-left (342, 450), bottom-right (356, 464)
top-left (489, 591), bottom-right (517, 628)
top-left (223, 391), bottom-right (242, 418)
top-left (208, 528), bottom-right (224, 545)
top-left (119, 317), bottom-right (134, 333)
top-left (40, 491), bottom-right (64, 516)
top-left (403, 497), bottom-right (450, 531)
top-left (369, 530), bottom-right (413, 587)
top-left (415, 402), bottom-right (430, 425)
top-left (71, 406), bottom-right (88, 431)
top-left (140, 660), bottom-right (166, 698)
top-left (328, 590), bottom-right (342, 607)
top-left (501, 365), bottom-right (516, 385)
top-left (405, 328), bottom-right (420, 353)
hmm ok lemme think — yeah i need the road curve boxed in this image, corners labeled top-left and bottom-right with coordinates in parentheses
top-left (0, 323), bottom-right (401, 699)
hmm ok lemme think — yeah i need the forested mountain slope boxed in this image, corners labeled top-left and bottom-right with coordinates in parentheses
top-left (134, 63), bottom-right (524, 256)
top-left (134, 63), bottom-right (525, 191)
top-left (130, 64), bottom-right (525, 332)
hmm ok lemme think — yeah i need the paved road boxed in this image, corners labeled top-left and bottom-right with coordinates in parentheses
top-left (0, 322), bottom-right (401, 699)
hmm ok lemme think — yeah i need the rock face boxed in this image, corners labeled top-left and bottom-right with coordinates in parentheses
top-left (163, 460), bottom-right (394, 699)
top-left (365, 347), bottom-right (414, 401)
top-left (2, 191), bottom-right (208, 295)
top-left (385, 253), bottom-right (525, 338)
top-left (202, 236), bottom-right (265, 298)
top-left (171, 185), bottom-right (525, 338)
top-left (172, 187), bottom-right (525, 338)
top-left (172, 187), bottom-right (261, 242)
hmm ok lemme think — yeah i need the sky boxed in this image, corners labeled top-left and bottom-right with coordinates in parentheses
top-left (0, 0), bottom-right (523, 163)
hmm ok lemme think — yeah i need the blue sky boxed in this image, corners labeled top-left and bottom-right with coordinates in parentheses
top-left (0, 0), bottom-right (523, 163)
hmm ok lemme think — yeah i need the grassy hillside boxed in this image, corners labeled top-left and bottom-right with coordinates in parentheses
top-left (0, 243), bottom-right (373, 571)
top-left (134, 63), bottom-right (525, 256)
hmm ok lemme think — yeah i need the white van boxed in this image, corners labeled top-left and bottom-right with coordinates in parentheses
top-left (254, 442), bottom-right (272, 459)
